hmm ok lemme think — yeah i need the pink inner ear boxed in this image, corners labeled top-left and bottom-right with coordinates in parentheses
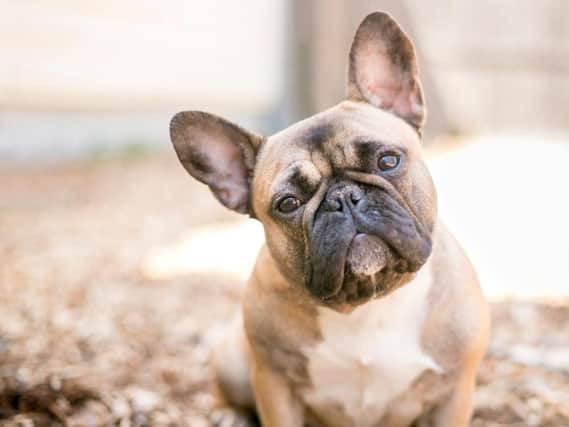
top-left (360, 59), bottom-right (400, 109)
top-left (212, 181), bottom-right (249, 213)
top-left (349, 13), bottom-right (425, 129)
top-left (358, 42), bottom-right (412, 110)
top-left (198, 132), bottom-right (250, 211)
top-left (170, 110), bottom-right (260, 214)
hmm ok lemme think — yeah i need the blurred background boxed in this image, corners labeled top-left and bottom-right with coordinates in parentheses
top-left (1, 1), bottom-right (568, 426)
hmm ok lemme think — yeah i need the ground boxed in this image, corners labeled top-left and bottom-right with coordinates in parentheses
top-left (1, 153), bottom-right (568, 426)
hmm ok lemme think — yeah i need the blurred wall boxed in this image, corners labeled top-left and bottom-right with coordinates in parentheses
top-left (0, 0), bottom-right (287, 113)
top-left (290, 0), bottom-right (569, 136)
top-left (410, 0), bottom-right (569, 134)
top-left (2, 0), bottom-right (568, 167)
top-left (0, 0), bottom-right (288, 167)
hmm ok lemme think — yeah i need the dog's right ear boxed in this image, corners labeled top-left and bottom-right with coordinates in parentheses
top-left (170, 111), bottom-right (264, 215)
top-left (347, 12), bottom-right (425, 131)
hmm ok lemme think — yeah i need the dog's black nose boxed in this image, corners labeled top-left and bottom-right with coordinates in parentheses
top-left (323, 183), bottom-right (364, 212)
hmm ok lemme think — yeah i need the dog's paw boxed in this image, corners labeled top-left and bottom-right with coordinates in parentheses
top-left (210, 407), bottom-right (257, 427)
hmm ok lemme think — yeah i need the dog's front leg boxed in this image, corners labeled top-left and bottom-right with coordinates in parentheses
top-left (419, 350), bottom-right (484, 427)
top-left (427, 367), bottom-right (476, 427)
top-left (251, 353), bottom-right (304, 427)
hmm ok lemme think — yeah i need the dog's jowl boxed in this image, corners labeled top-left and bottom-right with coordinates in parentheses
top-left (170, 11), bottom-right (490, 427)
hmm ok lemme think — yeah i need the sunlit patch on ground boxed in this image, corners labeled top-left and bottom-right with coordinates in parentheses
top-left (141, 221), bottom-right (264, 282)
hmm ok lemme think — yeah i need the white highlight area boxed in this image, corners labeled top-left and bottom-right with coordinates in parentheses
top-left (429, 134), bottom-right (569, 300)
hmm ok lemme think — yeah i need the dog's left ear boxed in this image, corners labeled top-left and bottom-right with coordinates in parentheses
top-left (348, 12), bottom-right (425, 131)
top-left (170, 111), bottom-right (264, 215)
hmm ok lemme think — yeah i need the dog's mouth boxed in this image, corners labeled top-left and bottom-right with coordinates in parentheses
top-left (346, 233), bottom-right (389, 276)
top-left (305, 183), bottom-right (432, 307)
top-left (319, 233), bottom-right (413, 309)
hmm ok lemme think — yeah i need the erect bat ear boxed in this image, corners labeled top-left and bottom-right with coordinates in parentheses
top-left (169, 111), bottom-right (264, 214)
top-left (347, 12), bottom-right (426, 131)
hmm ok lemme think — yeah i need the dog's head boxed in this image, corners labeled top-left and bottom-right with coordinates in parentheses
top-left (170, 12), bottom-right (436, 311)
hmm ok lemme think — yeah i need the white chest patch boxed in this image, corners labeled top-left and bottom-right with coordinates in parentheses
top-left (301, 263), bottom-right (441, 427)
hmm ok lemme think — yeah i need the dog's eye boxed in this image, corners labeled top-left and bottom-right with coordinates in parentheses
top-left (277, 196), bottom-right (301, 213)
top-left (378, 153), bottom-right (400, 171)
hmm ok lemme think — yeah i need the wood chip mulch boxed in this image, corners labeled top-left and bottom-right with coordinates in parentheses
top-left (1, 155), bottom-right (568, 426)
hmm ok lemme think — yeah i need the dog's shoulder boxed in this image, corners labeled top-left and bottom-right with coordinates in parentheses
top-left (242, 245), bottom-right (320, 384)
top-left (421, 221), bottom-right (491, 371)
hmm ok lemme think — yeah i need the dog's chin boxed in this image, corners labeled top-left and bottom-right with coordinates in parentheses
top-left (320, 234), bottom-right (415, 311)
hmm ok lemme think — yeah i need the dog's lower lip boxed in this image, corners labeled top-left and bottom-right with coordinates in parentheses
top-left (318, 233), bottom-right (369, 301)
top-left (350, 232), bottom-right (366, 243)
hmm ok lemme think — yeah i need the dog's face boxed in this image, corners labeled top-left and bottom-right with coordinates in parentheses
top-left (252, 101), bottom-right (436, 309)
top-left (170, 13), bottom-right (436, 311)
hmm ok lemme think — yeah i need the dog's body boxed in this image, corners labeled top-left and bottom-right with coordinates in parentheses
top-left (218, 220), bottom-right (486, 427)
top-left (171, 13), bottom-right (489, 427)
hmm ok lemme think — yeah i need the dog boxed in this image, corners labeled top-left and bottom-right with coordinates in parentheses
top-left (170, 12), bottom-right (490, 427)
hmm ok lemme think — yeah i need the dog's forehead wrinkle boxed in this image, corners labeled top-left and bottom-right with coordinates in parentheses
top-left (270, 160), bottom-right (323, 196)
top-left (303, 122), bottom-right (335, 151)
top-left (310, 149), bottom-right (333, 178)
top-left (353, 139), bottom-right (379, 162)
top-left (288, 165), bottom-right (318, 195)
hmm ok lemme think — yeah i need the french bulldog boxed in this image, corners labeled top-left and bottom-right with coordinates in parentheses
top-left (170, 12), bottom-right (490, 427)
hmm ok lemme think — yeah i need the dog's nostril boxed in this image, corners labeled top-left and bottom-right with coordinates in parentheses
top-left (328, 198), bottom-right (342, 211)
top-left (350, 191), bottom-right (362, 205)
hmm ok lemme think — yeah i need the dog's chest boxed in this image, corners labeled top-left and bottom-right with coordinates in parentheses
top-left (300, 269), bottom-right (440, 427)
